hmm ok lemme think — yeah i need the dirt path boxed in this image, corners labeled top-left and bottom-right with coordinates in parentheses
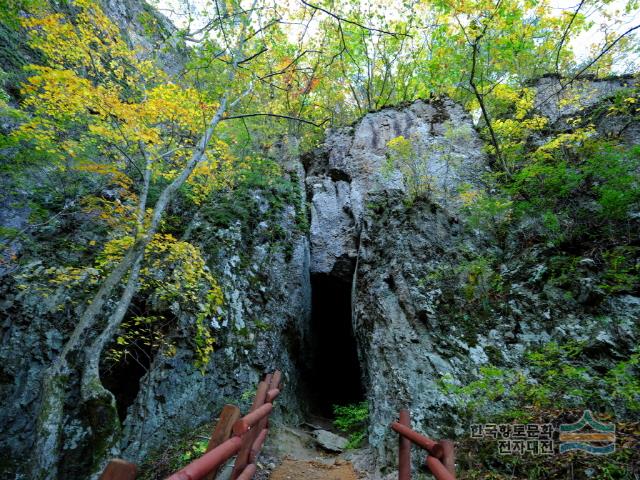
top-left (269, 459), bottom-right (359, 480)
top-left (263, 421), bottom-right (363, 480)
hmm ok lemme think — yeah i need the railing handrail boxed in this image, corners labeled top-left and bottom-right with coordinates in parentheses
top-left (391, 408), bottom-right (456, 480)
top-left (164, 370), bottom-right (282, 480)
top-left (99, 371), bottom-right (281, 480)
top-left (166, 436), bottom-right (244, 480)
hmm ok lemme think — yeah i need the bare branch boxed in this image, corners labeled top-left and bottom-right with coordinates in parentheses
top-left (537, 22), bottom-right (640, 109)
top-left (260, 49), bottom-right (316, 79)
top-left (459, 0), bottom-right (509, 175)
top-left (570, 23), bottom-right (640, 80)
top-left (299, 0), bottom-right (411, 37)
top-left (555, 0), bottom-right (585, 74)
top-left (237, 47), bottom-right (269, 65)
top-left (222, 112), bottom-right (329, 127)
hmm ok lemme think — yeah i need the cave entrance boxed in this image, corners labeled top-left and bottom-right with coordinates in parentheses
top-left (308, 273), bottom-right (365, 417)
top-left (100, 299), bottom-right (158, 422)
top-left (101, 346), bottom-right (150, 422)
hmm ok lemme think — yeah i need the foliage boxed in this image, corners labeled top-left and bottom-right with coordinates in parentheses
top-left (179, 438), bottom-right (209, 464)
top-left (136, 423), bottom-right (213, 479)
top-left (460, 183), bottom-right (513, 239)
top-left (444, 342), bottom-right (640, 479)
top-left (600, 246), bottom-right (640, 294)
top-left (14, 229), bottom-right (223, 370)
top-left (2, 0), bottom-right (241, 378)
top-left (419, 250), bottom-right (506, 345)
top-left (198, 156), bottom-right (307, 266)
top-left (489, 86), bottom-right (549, 170)
top-left (383, 135), bottom-right (433, 202)
top-left (441, 341), bottom-right (640, 423)
top-left (384, 123), bottom-right (471, 204)
top-left (97, 233), bottom-right (223, 370)
top-left (333, 401), bottom-right (369, 449)
top-left (508, 140), bottom-right (640, 243)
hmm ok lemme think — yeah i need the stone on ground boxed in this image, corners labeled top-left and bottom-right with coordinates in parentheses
top-left (312, 430), bottom-right (349, 452)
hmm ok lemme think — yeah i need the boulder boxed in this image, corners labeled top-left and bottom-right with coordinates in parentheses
top-left (313, 430), bottom-right (349, 452)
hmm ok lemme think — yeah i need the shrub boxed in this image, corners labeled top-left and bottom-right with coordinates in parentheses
top-left (333, 401), bottom-right (369, 449)
top-left (442, 341), bottom-right (640, 424)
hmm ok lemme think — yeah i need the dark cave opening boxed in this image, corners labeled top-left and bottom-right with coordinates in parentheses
top-left (101, 343), bottom-right (151, 422)
top-left (100, 303), bottom-right (157, 423)
top-left (307, 273), bottom-right (365, 417)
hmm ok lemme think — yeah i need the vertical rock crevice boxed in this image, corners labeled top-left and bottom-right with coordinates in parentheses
top-left (306, 273), bottom-right (364, 416)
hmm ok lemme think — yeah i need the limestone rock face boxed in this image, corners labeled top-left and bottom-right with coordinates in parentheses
top-left (305, 94), bottom-right (640, 467)
top-left (97, 0), bottom-right (187, 76)
top-left (0, 1), bottom-right (310, 476)
top-left (306, 98), bottom-right (487, 278)
top-left (0, 168), bottom-right (312, 477)
top-left (533, 74), bottom-right (637, 124)
top-left (0, 183), bottom-right (29, 276)
top-left (119, 201), bottom-right (312, 463)
top-left (304, 98), bottom-right (491, 462)
top-left (532, 74), bottom-right (640, 145)
top-left (351, 195), bottom-right (640, 463)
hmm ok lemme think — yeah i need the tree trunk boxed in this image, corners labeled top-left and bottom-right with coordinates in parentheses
top-left (30, 95), bottom-right (231, 479)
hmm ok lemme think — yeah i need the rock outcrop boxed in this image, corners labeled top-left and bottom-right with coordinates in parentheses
top-left (305, 98), bottom-right (487, 279)
top-left (0, 164), bottom-right (312, 477)
top-left (304, 97), bottom-right (494, 464)
top-left (118, 183), bottom-right (312, 463)
top-left (97, 0), bottom-right (187, 76)
top-left (304, 89), bottom-right (640, 467)
top-left (532, 74), bottom-right (640, 145)
top-left (533, 74), bottom-right (637, 124)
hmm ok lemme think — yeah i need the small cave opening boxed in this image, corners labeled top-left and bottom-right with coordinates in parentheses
top-left (100, 301), bottom-right (159, 422)
top-left (306, 273), bottom-right (365, 417)
top-left (101, 351), bottom-right (150, 422)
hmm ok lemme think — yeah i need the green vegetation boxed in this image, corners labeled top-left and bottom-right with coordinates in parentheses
top-left (383, 122), bottom-right (472, 204)
top-left (442, 342), bottom-right (640, 422)
top-left (383, 135), bottom-right (433, 203)
top-left (137, 423), bottom-right (214, 479)
top-left (1, 0), bottom-right (640, 477)
top-left (441, 341), bottom-right (640, 479)
top-left (333, 401), bottom-right (369, 449)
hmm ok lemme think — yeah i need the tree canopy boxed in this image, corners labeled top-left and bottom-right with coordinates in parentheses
top-left (0, 0), bottom-right (639, 477)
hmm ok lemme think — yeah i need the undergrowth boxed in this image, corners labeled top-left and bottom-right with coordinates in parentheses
top-left (333, 401), bottom-right (369, 449)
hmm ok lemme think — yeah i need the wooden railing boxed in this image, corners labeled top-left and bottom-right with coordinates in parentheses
top-left (99, 370), bottom-right (282, 480)
top-left (390, 408), bottom-right (456, 480)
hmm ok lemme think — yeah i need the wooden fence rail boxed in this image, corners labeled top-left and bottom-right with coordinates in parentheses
top-left (391, 408), bottom-right (456, 480)
top-left (99, 370), bottom-right (281, 480)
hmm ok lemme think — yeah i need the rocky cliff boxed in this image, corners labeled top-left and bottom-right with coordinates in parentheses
top-left (303, 78), bottom-right (640, 469)
top-left (1, 2), bottom-right (639, 475)
top-left (0, 163), bottom-right (313, 477)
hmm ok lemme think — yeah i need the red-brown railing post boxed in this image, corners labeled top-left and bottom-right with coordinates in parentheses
top-left (391, 409), bottom-right (455, 480)
top-left (391, 422), bottom-right (444, 458)
top-left (164, 370), bottom-right (281, 480)
top-left (99, 459), bottom-right (137, 480)
top-left (425, 455), bottom-right (455, 480)
top-left (230, 377), bottom-right (270, 479)
top-left (204, 404), bottom-right (241, 480)
top-left (439, 440), bottom-right (455, 476)
top-left (398, 409), bottom-right (411, 480)
top-left (166, 437), bottom-right (243, 480)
